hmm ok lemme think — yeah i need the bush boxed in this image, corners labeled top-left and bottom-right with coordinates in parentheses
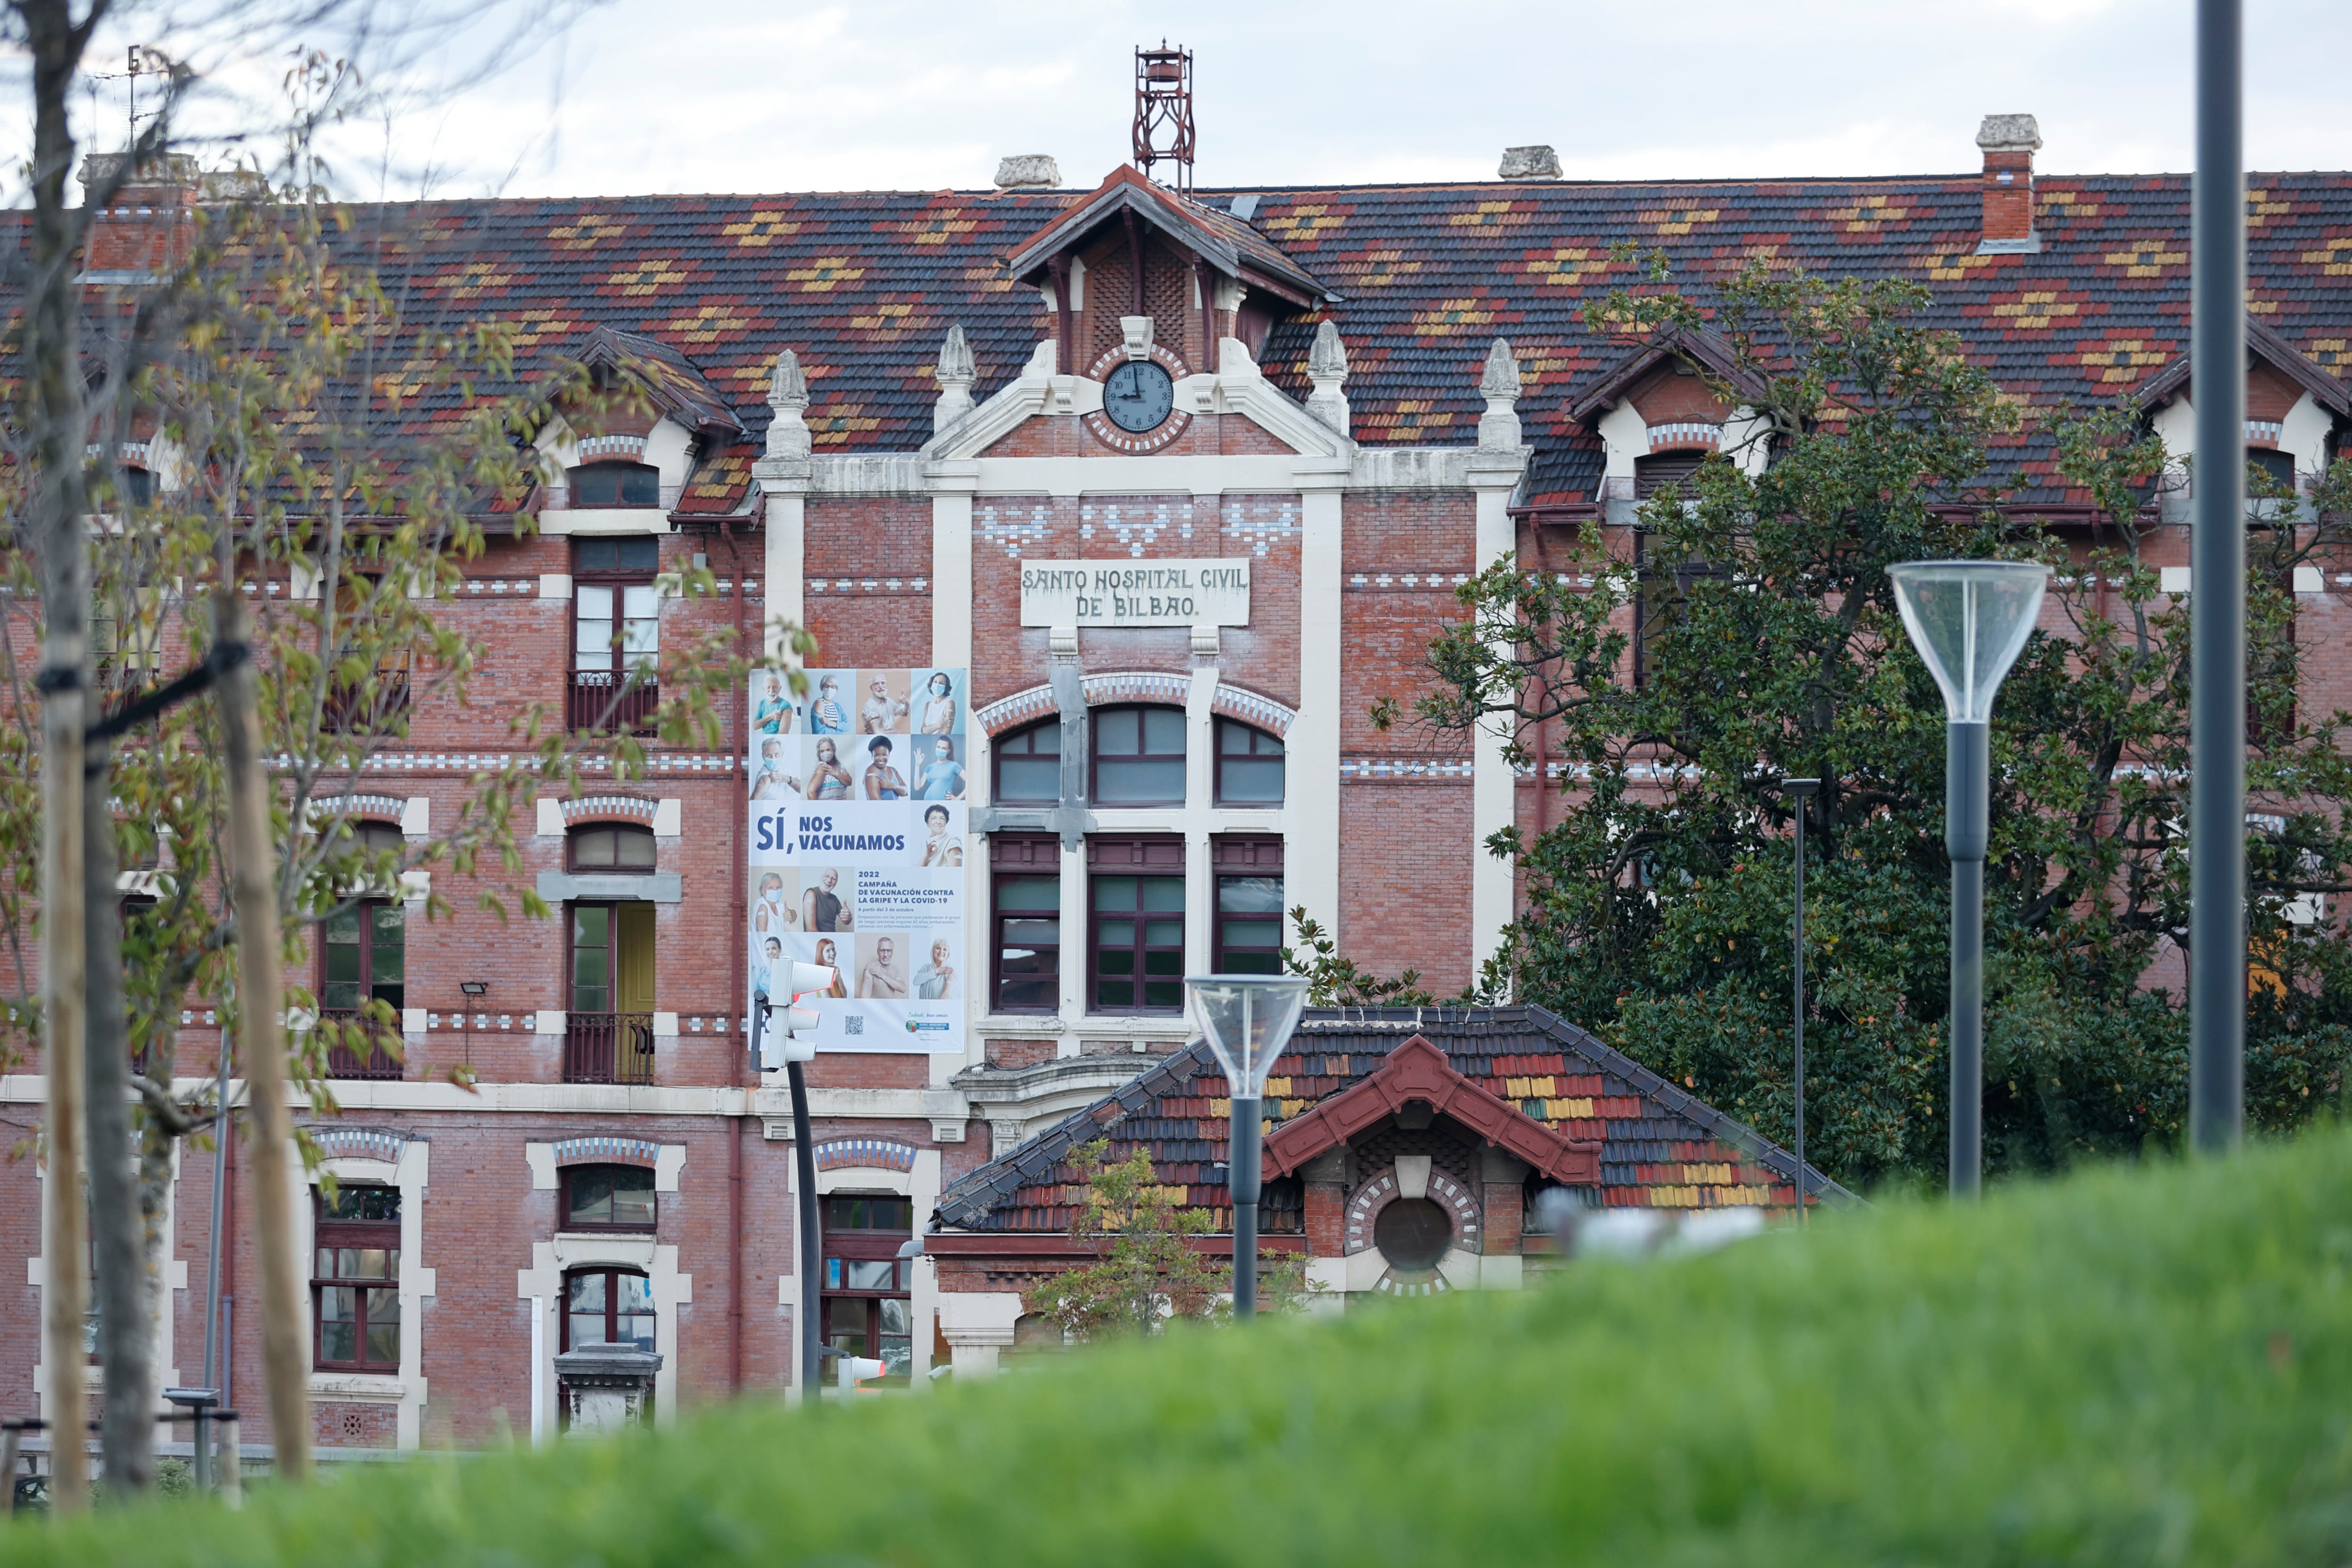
top-left (12, 1129), bottom-right (2352, 1564)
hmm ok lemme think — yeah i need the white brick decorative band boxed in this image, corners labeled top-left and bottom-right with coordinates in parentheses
top-left (309, 1127), bottom-right (407, 1165)
top-left (1645, 421), bottom-right (1722, 450)
top-left (560, 794), bottom-right (658, 824)
top-left (811, 1138), bottom-right (919, 1173)
top-left (1340, 758), bottom-right (1475, 781)
top-left (321, 793), bottom-right (408, 822)
top-left (1211, 683), bottom-right (1296, 736)
top-left (1081, 671), bottom-right (1191, 708)
top-left (575, 434), bottom-right (647, 461)
top-left (975, 686), bottom-right (1059, 736)
top-left (551, 1135), bottom-right (661, 1168)
top-left (2247, 420), bottom-right (2284, 444)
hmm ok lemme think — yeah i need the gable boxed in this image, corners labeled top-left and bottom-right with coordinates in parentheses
top-left (933, 1005), bottom-right (1850, 1236)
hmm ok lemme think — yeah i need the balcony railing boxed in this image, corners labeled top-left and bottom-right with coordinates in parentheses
top-left (565, 1012), bottom-right (657, 1085)
top-left (317, 1011), bottom-right (404, 1080)
top-left (542, 483), bottom-right (684, 512)
top-left (569, 670), bottom-right (660, 734)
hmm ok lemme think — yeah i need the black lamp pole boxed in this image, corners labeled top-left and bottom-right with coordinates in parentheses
top-left (1783, 779), bottom-right (1819, 1224)
top-left (2189, 0), bottom-right (2247, 1154)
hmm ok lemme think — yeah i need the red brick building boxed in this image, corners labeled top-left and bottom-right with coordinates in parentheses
top-left (8, 112), bottom-right (2352, 1455)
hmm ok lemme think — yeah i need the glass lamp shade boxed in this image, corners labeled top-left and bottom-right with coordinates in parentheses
top-left (1184, 975), bottom-right (1310, 1101)
top-left (1888, 561), bottom-right (2050, 725)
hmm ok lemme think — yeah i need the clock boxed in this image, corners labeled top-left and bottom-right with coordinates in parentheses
top-left (1102, 359), bottom-right (1175, 433)
top-left (1082, 343), bottom-right (1193, 453)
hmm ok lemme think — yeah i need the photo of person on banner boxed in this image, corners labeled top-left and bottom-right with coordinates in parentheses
top-left (919, 802), bottom-right (963, 868)
top-left (857, 933), bottom-right (909, 998)
top-left (914, 935), bottom-right (957, 999)
top-left (916, 669), bottom-right (960, 735)
top-left (913, 735), bottom-right (966, 800)
top-left (805, 735), bottom-right (854, 800)
top-left (754, 671), bottom-right (796, 735)
top-left (805, 938), bottom-right (851, 998)
top-left (751, 737), bottom-right (802, 800)
top-left (809, 673), bottom-right (850, 735)
top-left (863, 736), bottom-right (908, 800)
top-left (754, 872), bottom-right (797, 934)
top-left (803, 868), bottom-right (855, 932)
top-left (859, 670), bottom-right (910, 734)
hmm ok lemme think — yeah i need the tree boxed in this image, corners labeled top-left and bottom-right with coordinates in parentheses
top-left (1395, 259), bottom-right (2352, 1192)
top-left (1023, 1139), bottom-right (1314, 1342)
top-left (2, 44), bottom-right (774, 1490)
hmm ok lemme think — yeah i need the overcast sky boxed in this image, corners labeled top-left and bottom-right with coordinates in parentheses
top-left (27, 0), bottom-right (2352, 200)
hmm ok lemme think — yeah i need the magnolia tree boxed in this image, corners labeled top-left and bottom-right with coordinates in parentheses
top-left (1392, 260), bottom-right (2352, 1193)
top-left (1, 57), bottom-right (786, 1491)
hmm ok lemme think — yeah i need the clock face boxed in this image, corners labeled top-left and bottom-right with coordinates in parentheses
top-left (1102, 360), bottom-right (1176, 433)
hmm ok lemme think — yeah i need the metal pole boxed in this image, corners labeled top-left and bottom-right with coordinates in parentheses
top-left (1791, 802), bottom-right (1807, 1227)
top-left (1947, 722), bottom-right (1989, 1198)
top-left (201, 1022), bottom-right (232, 1477)
top-left (2190, 0), bottom-right (2247, 1154)
top-left (1229, 1098), bottom-right (1261, 1318)
top-left (787, 1057), bottom-right (823, 1395)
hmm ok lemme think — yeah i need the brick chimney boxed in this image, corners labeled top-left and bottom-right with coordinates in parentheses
top-left (1975, 114), bottom-right (2042, 255)
top-left (77, 152), bottom-right (197, 283)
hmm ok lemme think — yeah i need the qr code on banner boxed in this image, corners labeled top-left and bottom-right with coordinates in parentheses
top-left (844, 1014), bottom-right (864, 1037)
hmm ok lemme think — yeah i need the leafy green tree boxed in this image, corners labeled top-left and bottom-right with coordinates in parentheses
top-left (1022, 1140), bottom-right (1314, 1342)
top-left (1396, 261), bottom-right (2352, 1191)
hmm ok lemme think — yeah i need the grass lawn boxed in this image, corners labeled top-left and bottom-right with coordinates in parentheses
top-left (11, 1128), bottom-right (2352, 1566)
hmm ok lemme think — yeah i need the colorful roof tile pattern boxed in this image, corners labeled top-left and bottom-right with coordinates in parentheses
top-left (40, 166), bottom-right (2352, 515)
top-left (933, 1006), bottom-right (1850, 1237)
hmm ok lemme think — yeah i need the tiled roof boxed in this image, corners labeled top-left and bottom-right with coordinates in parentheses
top-left (40, 167), bottom-right (2352, 514)
top-left (933, 1005), bottom-right (1851, 1237)
top-left (1215, 172), bottom-right (2352, 505)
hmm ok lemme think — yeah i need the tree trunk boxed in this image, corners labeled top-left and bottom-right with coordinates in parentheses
top-left (19, 0), bottom-right (96, 1511)
top-left (212, 590), bottom-right (310, 1483)
top-left (85, 736), bottom-right (152, 1491)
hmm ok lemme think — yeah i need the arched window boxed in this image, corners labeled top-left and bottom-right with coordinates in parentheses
top-left (2248, 447), bottom-right (2296, 491)
top-left (568, 823), bottom-right (656, 872)
top-left (313, 1185), bottom-right (400, 1372)
top-left (822, 1196), bottom-right (913, 1382)
top-left (562, 1164), bottom-right (656, 1232)
top-left (566, 462), bottom-right (661, 508)
top-left (116, 466), bottom-right (156, 507)
top-left (993, 720), bottom-right (1061, 805)
top-left (563, 1266), bottom-right (654, 1352)
top-left (1634, 450), bottom-right (1707, 498)
top-left (1213, 719), bottom-right (1284, 805)
top-left (1091, 705), bottom-right (1186, 806)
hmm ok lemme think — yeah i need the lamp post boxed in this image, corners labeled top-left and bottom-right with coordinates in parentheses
top-left (1185, 975), bottom-right (1309, 1318)
top-left (1889, 560), bottom-right (2050, 1199)
top-left (2190, 0), bottom-right (2247, 1153)
top-left (1781, 778), bottom-right (1819, 1226)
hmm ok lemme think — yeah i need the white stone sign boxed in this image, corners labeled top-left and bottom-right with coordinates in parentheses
top-left (1019, 559), bottom-right (1251, 628)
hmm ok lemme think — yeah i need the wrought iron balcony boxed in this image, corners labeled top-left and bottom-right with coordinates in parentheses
top-left (564, 1012), bottom-right (657, 1086)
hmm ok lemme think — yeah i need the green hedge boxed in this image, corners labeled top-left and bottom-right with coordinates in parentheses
top-left (13, 1129), bottom-right (2352, 1566)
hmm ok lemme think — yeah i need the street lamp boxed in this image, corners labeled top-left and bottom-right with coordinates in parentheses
top-left (1185, 974), bottom-right (1309, 1318)
top-left (1889, 560), bottom-right (2049, 1199)
top-left (1780, 778), bottom-right (1819, 1226)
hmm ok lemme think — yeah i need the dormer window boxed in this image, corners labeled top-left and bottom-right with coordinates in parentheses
top-left (567, 462), bottom-right (660, 508)
top-left (2248, 448), bottom-right (2295, 491)
top-left (116, 467), bottom-right (155, 507)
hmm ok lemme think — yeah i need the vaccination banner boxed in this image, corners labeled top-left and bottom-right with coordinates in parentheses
top-left (747, 667), bottom-right (968, 1058)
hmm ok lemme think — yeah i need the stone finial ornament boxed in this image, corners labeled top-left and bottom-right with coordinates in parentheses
top-left (1304, 319), bottom-right (1351, 436)
top-left (1498, 145), bottom-right (1562, 181)
top-left (994, 155), bottom-right (1063, 190)
top-left (766, 348), bottom-right (812, 461)
top-left (1477, 338), bottom-right (1524, 450)
top-left (934, 325), bottom-right (977, 432)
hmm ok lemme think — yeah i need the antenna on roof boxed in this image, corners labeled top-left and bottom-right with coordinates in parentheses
top-left (1133, 41), bottom-right (1195, 196)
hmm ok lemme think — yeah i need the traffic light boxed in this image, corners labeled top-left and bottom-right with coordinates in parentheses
top-left (757, 962), bottom-right (837, 1069)
top-left (835, 1354), bottom-right (887, 1395)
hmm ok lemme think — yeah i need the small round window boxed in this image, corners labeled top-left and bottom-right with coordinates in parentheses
top-left (1373, 1197), bottom-right (1453, 1271)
